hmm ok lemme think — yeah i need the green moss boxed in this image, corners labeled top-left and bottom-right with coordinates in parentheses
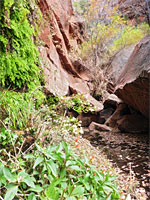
top-left (0, 0), bottom-right (42, 89)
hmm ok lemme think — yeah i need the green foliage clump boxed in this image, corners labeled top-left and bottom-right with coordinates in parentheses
top-left (75, 0), bottom-right (150, 66)
top-left (0, 128), bottom-right (22, 147)
top-left (0, 89), bottom-right (46, 129)
top-left (0, 137), bottom-right (120, 200)
top-left (0, 89), bottom-right (121, 199)
top-left (46, 93), bottom-right (96, 116)
top-left (50, 94), bottom-right (96, 114)
top-left (79, 14), bottom-right (149, 63)
top-left (0, 0), bottom-right (41, 89)
top-left (62, 94), bottom-right (96, 114)
top-left (109, 23), bottom-right (150, 53)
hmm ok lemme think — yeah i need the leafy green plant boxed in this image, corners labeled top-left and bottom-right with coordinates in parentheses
top-left (0, 128), bottom-right (22, 147)
top-left (0, 0), bottom-right (42, 89)
top-left (0, 136), bottom-right (120, 200)
top-left (0, 89), bottom-right (46, 129)
top-left (58, 94), bottom-right (96, 114)
top-left (109, 23), bottom-right (150, 53)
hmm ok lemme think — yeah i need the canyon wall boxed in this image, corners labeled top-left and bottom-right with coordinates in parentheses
top-left (38, 0), bottom-right (91, 96)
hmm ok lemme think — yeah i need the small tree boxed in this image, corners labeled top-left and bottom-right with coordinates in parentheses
top-left (73, 0), bottom-right (149, 99)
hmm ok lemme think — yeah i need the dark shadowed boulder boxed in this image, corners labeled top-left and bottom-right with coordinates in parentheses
top-left (105, 103), bottom-right (130, 128)
top-left (104, 94), bottom-right (123, 109)
top-left (99, 107), bottom-right (115, 123)
top-left (77, 113), bottom-right (100, 127)
top-left (117, 114), bottom-right (149, 133)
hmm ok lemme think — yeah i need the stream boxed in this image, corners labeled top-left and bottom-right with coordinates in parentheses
top-left (83, 130), bottom-right (150, 198)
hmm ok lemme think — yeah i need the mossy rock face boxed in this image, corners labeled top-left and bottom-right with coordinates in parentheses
top-left (0, 0), bottom-right (41, 89)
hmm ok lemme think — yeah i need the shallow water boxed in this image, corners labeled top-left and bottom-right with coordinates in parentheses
top-left (83, 131), bottom-right (150, 198)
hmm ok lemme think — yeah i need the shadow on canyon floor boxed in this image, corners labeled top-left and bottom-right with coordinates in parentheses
top-left (83, 131), bottom-right (150, 198)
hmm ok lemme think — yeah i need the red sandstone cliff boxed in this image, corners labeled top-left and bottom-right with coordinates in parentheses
top-left (38, 0), bottom-right (103, 110)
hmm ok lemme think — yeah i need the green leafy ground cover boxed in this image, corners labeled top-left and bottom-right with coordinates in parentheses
top-left (0, 90), bottom-right (122, 200)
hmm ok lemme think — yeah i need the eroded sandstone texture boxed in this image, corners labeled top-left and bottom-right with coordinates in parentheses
top-left (38, 0), bottom-right (90, 96)
top-left (118, 0), bottom-right (150, 25)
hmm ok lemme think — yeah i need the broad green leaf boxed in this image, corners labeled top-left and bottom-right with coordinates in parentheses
top-left (66, 160), bottom-right (73, 167)
top-left (23, 177), bottom-right (35, 188)
top-left (107, 176), bottom-right (117, 181)
top-left (45, 185), bottom-right (59, 200)
top-left (18, 171), bottom-right (35, 188)
top-left (72, 185), bottom-right (84, 196)
top-left (60, 182), bottom-right (67, 190)
top-left (102, 185), bottom-right (113, 194)
top-left (0, 176), bottom-right (7, 186)
top-left (105, 192), bottom-right (112, 200)
top-left (75, 158), bottom-right (85, 168)
top-left (52, 153), bottom-right (63, 164)
top-left (60, 168), bottom-right (66, 178)
top-left (3, 167), bottom-right (16, 182)
top-left (82, 180), bottom-right (90, 191)
top-left (68, 184), bottom-right (73, 194)
top-left (0, 162), bottom-right (4, 171)
top-left (45, 177), bottom-right (63, 198)
top-left (28, 193), bottom-right (37, 200)
top-left (47, 160), bottom-right (57, 177)
top-left (27, 185), bottom-right (43, 193)
top-left (62, 141), bottom-right (69, 157)
top-left (69, 165), bottom-right (83, 171)
top-left (33, 156), bottom-right (44, 169)
top-left (56, 142), bottom-right (63, 152)
top-left (69, 174), bottom-right (77, 179)
top-left (96, 171), bottom-right (104, 182)
top-left (4, 185), bottom-right (18, 200)
top-left (24, 154), bottom-right (35, 159)
top-left (35, 143), bottom-right (43, 153)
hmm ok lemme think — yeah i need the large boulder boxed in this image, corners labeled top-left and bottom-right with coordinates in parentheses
top-left (115, 35), bottom-right (150, 118)
top-left (117, 114), bottom-right (149, 133)
top-left (104, 45), bottom-right (135, 94)
top-left (111, 45), bottom-right (135, 83)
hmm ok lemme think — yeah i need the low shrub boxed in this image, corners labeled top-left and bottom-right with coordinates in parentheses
top-left (0, 135), bottom-right (120, 200)
top-left (79, 15), bottom-right (149, 64)
top-left (109, 23), bottom-right (150, 53)
top-left (59, 94), bottom-right (96, 114)
top-left (0, 89), bottom-right (46, 129)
